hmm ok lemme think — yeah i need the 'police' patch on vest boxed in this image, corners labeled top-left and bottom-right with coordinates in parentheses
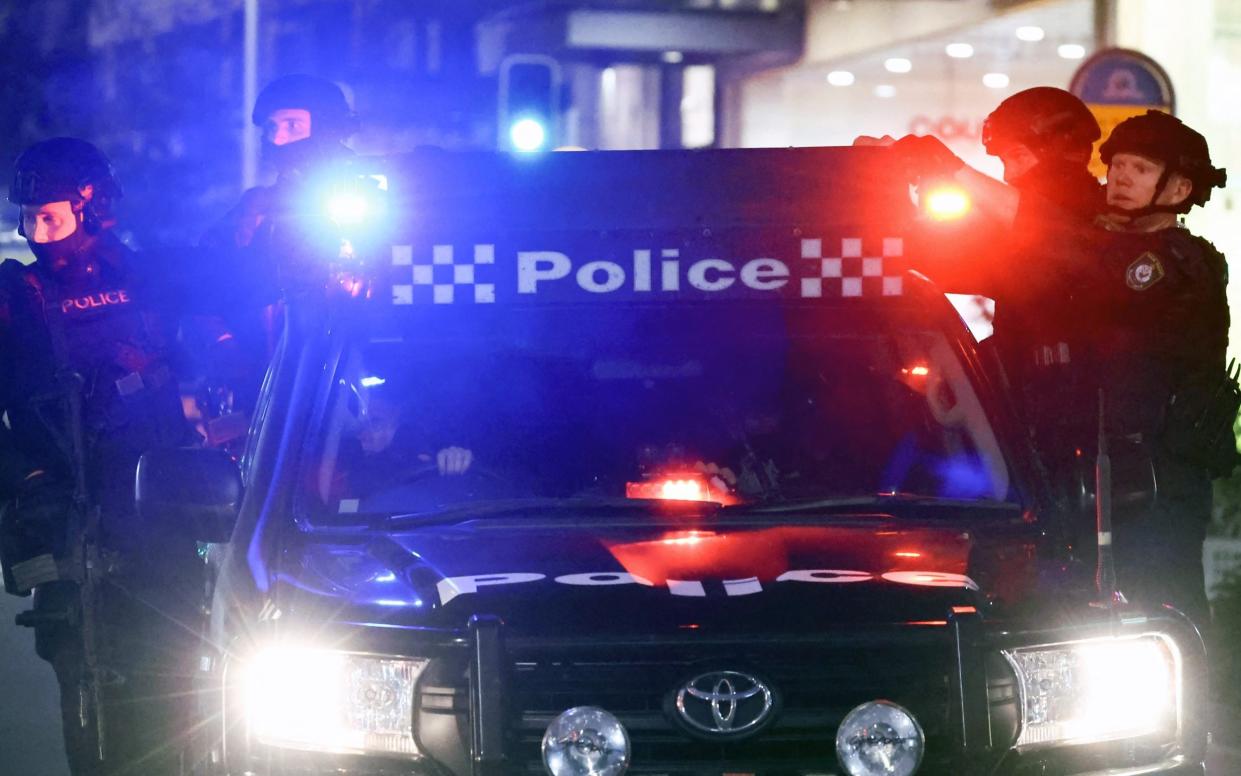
top-left (1125, 252), bottom-right (1165, 291)
top-left (59, 288), bottom-right (132, 315)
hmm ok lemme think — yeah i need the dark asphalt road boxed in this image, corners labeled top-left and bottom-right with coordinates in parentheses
top-left (2, 585), bottom-right (1239, 775)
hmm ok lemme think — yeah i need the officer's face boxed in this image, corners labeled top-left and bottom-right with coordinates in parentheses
top-left (263, 108), bottom-right (313, 146)
top-left (20, 201), bottom-right (77, 243)
top-left (358, 396), bottom-right (402, 454)
top-left (1106, 152), bottom-right (1191, 210)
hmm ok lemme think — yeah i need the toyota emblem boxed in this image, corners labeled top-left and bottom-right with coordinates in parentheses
top-left (669, 670), bottom-right (777, 739)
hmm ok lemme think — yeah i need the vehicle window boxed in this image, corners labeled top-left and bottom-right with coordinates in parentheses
top-left (299, 303), bottom-right (1012, 522)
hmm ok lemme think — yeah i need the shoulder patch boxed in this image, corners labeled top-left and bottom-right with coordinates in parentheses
top-left (1125, 252), bottom-right (1165, 291)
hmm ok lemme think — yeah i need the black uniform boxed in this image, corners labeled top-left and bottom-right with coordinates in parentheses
top-left (907, 159), bottom-right (1106, 403)
top-left (0, 232), bottom-right (201, 775)
top-left (1021, 219), bottom-right (1229, 626)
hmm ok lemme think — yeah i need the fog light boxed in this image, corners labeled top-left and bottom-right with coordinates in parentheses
top-left (542, 706), bottom-right (630, 776)
top-left (835, 700), bottom-right (924, 776)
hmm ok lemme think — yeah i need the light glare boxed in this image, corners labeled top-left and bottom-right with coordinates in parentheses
top-left (327, 192), bottom-right (368, 225)
top-left (884, 57), bottom-right (912, 74)
top-left (983, 72), bottom-right (1011, 89)
top-left (1009, 636), bottom-right (1179, 748)
top-left (1058, 44), bottom-right (1087, 60)
top-left (1016, 26), bottom-right (1045, 42)
top-left (510, 118), bottom-right (548, 152)
top-left (945, 43), bottom-right (974, 59)
top-left (827, 70), bottom-right (855, 86)
top-left (924, 186), bottom-right (972, 220)
top-left (241, 647), bottom-right (425, 757)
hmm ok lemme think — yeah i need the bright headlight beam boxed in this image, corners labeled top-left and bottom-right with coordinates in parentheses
top-left (1006, 635), bottom-right (1179, 748)
top-left (240, 646), bottom-right (427, 758)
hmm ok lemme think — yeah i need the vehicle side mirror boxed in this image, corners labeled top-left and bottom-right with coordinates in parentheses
top-left (136, 448), bottom-right (243, 543)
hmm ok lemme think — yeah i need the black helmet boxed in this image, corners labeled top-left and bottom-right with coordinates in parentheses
top-left (1099, 110), bottom-right (1227, 212)
top-left (252, 74), bottom-right (358, 140)
top-left (982, 87), bottom-right (1101, 163)
top-left (10, 137), bottom-right (122, 206)
top-left (9, 137), bottom-right (122, 235)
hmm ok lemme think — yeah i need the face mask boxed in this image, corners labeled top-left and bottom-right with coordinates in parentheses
top-left (29, 226), bottom-right (94, 283)
top-left (262, 136), bottom-right (335, 176)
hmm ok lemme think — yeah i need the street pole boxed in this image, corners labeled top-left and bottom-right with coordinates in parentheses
top-left (243, 0), bottom-right (260, 189)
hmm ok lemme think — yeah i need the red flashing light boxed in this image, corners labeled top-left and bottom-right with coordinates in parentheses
top-left (625, 473), bottom-right (737, 506)
top-left (923, 185), bottom-right (971, 221)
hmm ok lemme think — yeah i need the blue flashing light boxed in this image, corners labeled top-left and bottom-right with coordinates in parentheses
top-left (510, 118), bottom-right (548, 152)
top-left (327, 191), bottom-right (370, 225)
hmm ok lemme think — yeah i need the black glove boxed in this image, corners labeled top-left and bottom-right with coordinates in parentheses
top-left (892, 134), bottom-right (965, 183)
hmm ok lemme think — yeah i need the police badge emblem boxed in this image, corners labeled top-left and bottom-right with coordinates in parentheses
top-left (1125, 252), bottom-right (1165, 290)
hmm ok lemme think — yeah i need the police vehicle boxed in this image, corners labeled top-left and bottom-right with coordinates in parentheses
top-left (138, 147), bottom-right (1209, 776)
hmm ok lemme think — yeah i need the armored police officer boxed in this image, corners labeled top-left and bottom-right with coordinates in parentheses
top-left (977, 86), bottom-right (1104, 220)
top-left (0, 138), bottom-right (200, 775)
top-left (203, 73), bottom-right (358, 251)
top-left (1048, 111), bottom-right (1231, 626)
top-left (193, 75), bottom-right (358, 421)
top-left (867, 89), bottom-right (1105, 424)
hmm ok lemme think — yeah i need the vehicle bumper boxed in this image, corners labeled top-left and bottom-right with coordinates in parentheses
top-left (216, 612), bottom-right (1209, 776)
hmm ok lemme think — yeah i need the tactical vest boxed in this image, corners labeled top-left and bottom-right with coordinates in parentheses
top-left (0, 240), bottom-right (190, 494)
top-left (1023, 225), bottom-right (1229, 449)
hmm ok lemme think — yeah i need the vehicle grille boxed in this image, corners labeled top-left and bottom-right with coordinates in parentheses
top-left (506, 639), bottom-right (957, 775)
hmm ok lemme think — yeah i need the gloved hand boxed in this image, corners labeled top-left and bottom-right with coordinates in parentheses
top-left (891, 134), bottom-right (965, 183)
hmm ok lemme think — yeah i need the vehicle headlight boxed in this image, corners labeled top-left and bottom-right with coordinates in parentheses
top-left (1004, 635), bottom-right (1180, 748)
top-left (240, 646), bottom-right (427, 757)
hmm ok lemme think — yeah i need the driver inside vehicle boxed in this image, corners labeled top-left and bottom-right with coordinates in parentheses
top-left (691, 371), bottom-right (916, 502)
top-left (336, 389), bottom-right (476, 498)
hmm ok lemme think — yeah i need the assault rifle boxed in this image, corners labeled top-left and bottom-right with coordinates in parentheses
top-left (13, 301), bottom-right (114, 766)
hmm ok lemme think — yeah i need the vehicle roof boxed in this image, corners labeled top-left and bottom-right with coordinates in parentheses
top-left (380, 145), bottom-right (914, 233)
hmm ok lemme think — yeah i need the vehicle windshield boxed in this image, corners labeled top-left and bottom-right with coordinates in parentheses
top-left (300, 302), bottom-right (1014, 523)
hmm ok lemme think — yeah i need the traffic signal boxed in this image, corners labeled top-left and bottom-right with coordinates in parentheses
top-left (499, 56), bottom-right (561, 152)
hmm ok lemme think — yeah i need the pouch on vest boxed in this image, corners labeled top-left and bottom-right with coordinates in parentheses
top-left (1160, 361), bottom-right (1241, 479)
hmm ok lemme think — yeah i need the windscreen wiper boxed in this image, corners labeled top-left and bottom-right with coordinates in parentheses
top-left (732, 492), bottom-right (1021, 515)
top-left (378, 497), bottom-right (706, 528)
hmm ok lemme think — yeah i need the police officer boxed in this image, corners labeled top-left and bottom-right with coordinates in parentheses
top-left (193, 75), bottom-right (358, 421)
top-left (869, 89), bottom-right (1104, 424)
top-left (0, 138), bottom-right (199, 774)
top-left (978, 86), bottom-right (1104, 216)
top-left (203, 73), bottom-right (359, 250)
top-left (857, 86), bottom-right (1103, 226)
top-left (1058, 111), bottom-right (1230, 626)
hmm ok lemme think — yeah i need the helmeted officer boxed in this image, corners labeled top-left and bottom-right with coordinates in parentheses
top-left (979, 86), bottom-right (1104, 218)
top-left (204, 73), bottom-right (359, 250)
top-left (871, 89), bottom-right (1105, 415)
top-left (1048, 111), bottom-right (1230, 626)
top-left (0, 137), bottom-right (199, 775)
top-left (194, 75), bottom-right (358, 421)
